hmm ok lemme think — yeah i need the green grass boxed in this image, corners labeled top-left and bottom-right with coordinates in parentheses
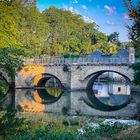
top-left (0, 111), bottom-right (138, 140)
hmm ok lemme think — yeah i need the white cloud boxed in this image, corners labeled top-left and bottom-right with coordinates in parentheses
top-left (63, 5), bottom-right (79, 14)
top-left (68, 7), bottom-right (74, 12)
top-left (82, 16), bottom-right (95, 23)
top-left (106, 20), bottom-right (116, 25)
top-left (81, 5), bottom-right (88, 11)
top-left (104, 5), bottom-right (115, 15)
top-left (123, 13), bottom-right (129, 20)
top-left (62, 4), bottom-right (80, 15)
top-left (71, 0), bottom-right (78, 4)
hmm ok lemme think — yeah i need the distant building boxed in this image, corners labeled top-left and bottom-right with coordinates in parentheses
top-left (86, 48), bottom-right (135, 64)
top-left (88, 50), bottom-right (104, 57)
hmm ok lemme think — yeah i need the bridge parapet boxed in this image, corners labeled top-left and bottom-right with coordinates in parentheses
top-left (24, 57), bottom-right (132, 66)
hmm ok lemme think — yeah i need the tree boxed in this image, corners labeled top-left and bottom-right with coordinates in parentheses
top-left (0, 110), bottom-right (26, 140)
top-left (107, 32), bottom-right (121, 46)
top-left (0, 2), bottom-right (21, 48)
top-left (124, 0), bottom-right (140, 86)
top-left (0, 46), bottom-right (25, 82)
top-left (124, 0), bottom-right (140, 57)
top-left (0, 1), bottom-right (120, 57)
top-left (130, 63), bottom-right (140, 85)
top-left (42, 7), bottom-right (97, 55)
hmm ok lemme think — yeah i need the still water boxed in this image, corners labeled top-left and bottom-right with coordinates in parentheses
top-left (1, 72), bottom-right (132, 113)
top-left (15, 84), bottom-right (131, 113)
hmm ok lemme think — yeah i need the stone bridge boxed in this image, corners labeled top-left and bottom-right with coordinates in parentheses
top-left (15, 61), bottom-right (134, 90)
top-left (15, 58), bottom-right (139, 117)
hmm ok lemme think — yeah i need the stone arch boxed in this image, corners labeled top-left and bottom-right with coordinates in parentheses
top-left (81, 65), bottom-right (133, 82)
top-left (86, 70), bottom-right (131, 90)
top-left (33, 73), bottom-right (64, 104)
top-left (33, 73), bottom-right (64, 89)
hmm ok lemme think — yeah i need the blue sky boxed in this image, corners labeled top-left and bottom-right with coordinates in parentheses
top-left (37, 0), bottom-right (138, 42)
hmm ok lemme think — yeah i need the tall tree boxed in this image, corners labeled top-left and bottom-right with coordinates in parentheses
top-left (107, 32), bottom-right (121, 46)
top-left (124, 0), bottom-right (140, 86)
top-left (124, 0), bottom-right (140, 57)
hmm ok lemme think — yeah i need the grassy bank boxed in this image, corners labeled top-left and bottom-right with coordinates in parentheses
top-left (0, 111), bottom-right (139, 140)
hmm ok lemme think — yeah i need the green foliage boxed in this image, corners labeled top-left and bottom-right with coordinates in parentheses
top-left (120, 41), bottom-right (133, 49)
top-left (0, 76), bottom-right (9, 97)
top-left (124, 0), bottom-right (140, 86)
top-left (0, 46), bottom-right (25, 80)
top-left (82, 124), bottom-right (127, 140)
top-left (0, 0), bottom-right (121, 57)
top-left (0, 110), bottom-right (26, 140)
top-left (124, 0), bottom-right (140, 57)
top-left (107, 32), bottom-right (121, 46)
top-left (0, 112), bottom-right (130, 140)
top-left (30, 123), bottom-right (77, 140)
top-left (130, 62), bottom-right (140, 85)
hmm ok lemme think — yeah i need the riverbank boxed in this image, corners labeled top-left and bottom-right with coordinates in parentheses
top-left (0, 111), bottom-right (139, 140)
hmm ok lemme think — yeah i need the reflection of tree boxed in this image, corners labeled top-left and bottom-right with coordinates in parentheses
top-left (0, 76), bottom-right (9, 98)
top-left (95, 72), bottom-right (130, 84)
top-left (44, 77), bottom-right (62, 97)
top-left (45, 78), bottom-right (61, 89)
top-left (45, 88), bottom-right (61, 97)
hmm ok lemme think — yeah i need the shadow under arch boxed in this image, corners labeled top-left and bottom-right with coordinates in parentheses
top-left (35, 89), bottom-right (63, 104)
top-left (83, 90), bottom-right (132, 111)
top-left (34, 73), bottom-right (64, 104)
top-left (37, 73), bottom-right (64, 89)
top-left (84, 70), bottom-right (132, 111)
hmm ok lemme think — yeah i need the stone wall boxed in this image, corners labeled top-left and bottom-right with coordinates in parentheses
top-left (15, 65), bottom-right (70, 89)
top-left (16, 64), bottom-right (134, 90)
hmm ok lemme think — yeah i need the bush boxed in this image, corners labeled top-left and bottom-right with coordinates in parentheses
top-left (30, 123), bottom-right (77, 140)
top-left (82, 123), bottom-right (128, 140)
top-left (62, 107), bottom-right (68, 115)
top-left (0, 110), bottom-right (27, 140)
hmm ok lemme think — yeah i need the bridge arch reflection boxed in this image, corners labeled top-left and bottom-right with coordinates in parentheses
top-left (85, 71), bottom-right (132, 111)
top-left (33, 74), bottom-right (64, 104)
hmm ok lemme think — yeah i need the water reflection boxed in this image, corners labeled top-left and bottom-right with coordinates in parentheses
top-left (35, 88), bottom-right (63, 104)
top-left (35, 76), bottom-right (63, 104)
top-left (89, 72), bottom-right (131, 110)
top-left (15, 88), bottom-right (131, 113)
top-left (0, 75), bottom-right (9, 97)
